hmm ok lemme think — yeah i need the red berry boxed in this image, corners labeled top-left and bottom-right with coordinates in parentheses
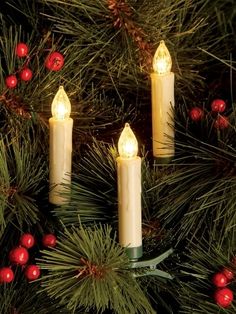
top-left (212, 272), bottom-right (228, 287)
top-left (25, 265), bottom-right (40, 281)
top-left (42, 234), bottom-right (57, 247)
top-left (20, 68), bottom-right (32, 81)
top-left (9, 246), bottom-right (29, 265)
top-left (214, 115), bottom-right (229, 129)
top-left (19, 233), bottom-right (35, 249)
top-left (16, 43), bottom-right (29, 57)
top-left (222, 268), bottom-right (234, 281)
top-left (45, 52), bottom-right (64, 71)
top-left (0, 267), bottom-right (14, 283)
top-left (5, 75), bottom-right (18, 88)
top-left (189, 107), bottom-right (204, 121)
top-left (214, 288), bottom-right (233, 308)
top-left (211, 99), bottom-right (226, 113)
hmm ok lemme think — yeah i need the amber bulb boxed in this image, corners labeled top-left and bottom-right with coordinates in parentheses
top-left (118, 123), bottom-right (138, 158)
top-left (51, 86), bottom-right (71, 120)
top-left (153, 40), bottom-right (172, 75)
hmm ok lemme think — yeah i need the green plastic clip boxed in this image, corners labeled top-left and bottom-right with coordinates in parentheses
top-left (129, 248), bottom-right (174, 279)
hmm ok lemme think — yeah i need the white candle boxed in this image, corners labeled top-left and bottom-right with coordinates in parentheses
top-left (151, 40), bottom-right (175, 161)
top-left (49, 86), bottom-right (73, 205)
top-left (117, 123), bottom-right (142, 260)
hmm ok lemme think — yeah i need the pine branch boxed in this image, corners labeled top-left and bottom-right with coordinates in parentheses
top-left (0, 273), bottom-right (70, 314)
top-left (148, 98), bottom-right (236, 244)
top-left (0, 126), bottom-right (47, 237)
top-left (0, 11), bottom-right (135, 143)
top-left (177, 236), bottom-right (236, 313)
top-left (2, 0), bottom-right (47, 32)
top-left (0, 15), bottom-right (64, 117)
top-left (38, 224), bottom-right (155, 314)
top-left (54, 140), bottom-right (118, 226)
top-left (36, 0), bottom-right (231, 98)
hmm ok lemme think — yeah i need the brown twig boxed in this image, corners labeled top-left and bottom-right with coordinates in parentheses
top-left (107, 0), bottom-right (153, 71)
top-left (0, 93), bottom-right (31, 119)
top-left (76, 257), bottom-right (107, 279)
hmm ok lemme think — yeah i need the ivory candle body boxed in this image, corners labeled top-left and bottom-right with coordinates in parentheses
top-left (49, 86), bottom-right (73, 205)
top-left (151, 40), bottom-right (175, 161)
top-left (117, 123), bottom-right (142, 260)
top-left (117, 156), bottom-right (142, 259)
top-left (49, 117), bottom-right (73, 205)
top-left (151, 71), bottom-right (175, 158)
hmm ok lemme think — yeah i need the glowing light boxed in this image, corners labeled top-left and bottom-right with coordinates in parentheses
top-left (118, 123), bottom-right (138, 158)
top-left (51, 86), bottom-right (71, 120)
top-left (153, 40), bottom-right (172, 75)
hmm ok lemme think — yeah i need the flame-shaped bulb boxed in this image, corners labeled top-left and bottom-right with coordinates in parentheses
top-left (118, 123), bottom-right (138, 158)
top-left (153, 40), bottom-right (172, 75)
top-left (51, 86), bottom-right (71, 120)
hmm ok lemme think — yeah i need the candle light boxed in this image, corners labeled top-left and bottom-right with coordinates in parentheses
top-left (117, 123), bottom-right (142, 260)
top-left (151, 40), bottom-right (175, 162)
top-left (49, 86), bottom-right (73, 205)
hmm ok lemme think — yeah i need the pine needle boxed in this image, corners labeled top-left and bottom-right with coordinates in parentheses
top-left (177, 237), bottom-right (236, 313)
top-left (0, 126), bottom-right (46, 236)
top-left (38, 224), bottom-right (155, 314)
top-left (54, 140), bottom-right (118, 226)
top-left (0, 279), bottom-right (69, 314)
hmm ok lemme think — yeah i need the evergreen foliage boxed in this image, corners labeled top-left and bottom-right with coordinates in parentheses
top-left (54, 141), bottom-right (118, 226)
top-left (0, 0), bottom-right (235, 313)
top-left (0, 274), bottom-right (69, 313)
top-left (0, 126), bottom-right (46, 238)
top-left (39, 224), bottom-right (155, 313)
top-left (178, 237), bottom-right (236, 313)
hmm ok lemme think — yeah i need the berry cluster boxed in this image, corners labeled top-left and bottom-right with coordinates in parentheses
top-left (0, 233), bottom-right (57, 284)
top-left (212, 263), bottom-right (235, 308)
top-left (189, 99), bottom-right (229, 129)
top-left (5, 42), bottom-right (64, 89)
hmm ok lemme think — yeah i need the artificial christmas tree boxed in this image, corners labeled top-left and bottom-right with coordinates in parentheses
top-left (0, 0), bottom-right (236, 313)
